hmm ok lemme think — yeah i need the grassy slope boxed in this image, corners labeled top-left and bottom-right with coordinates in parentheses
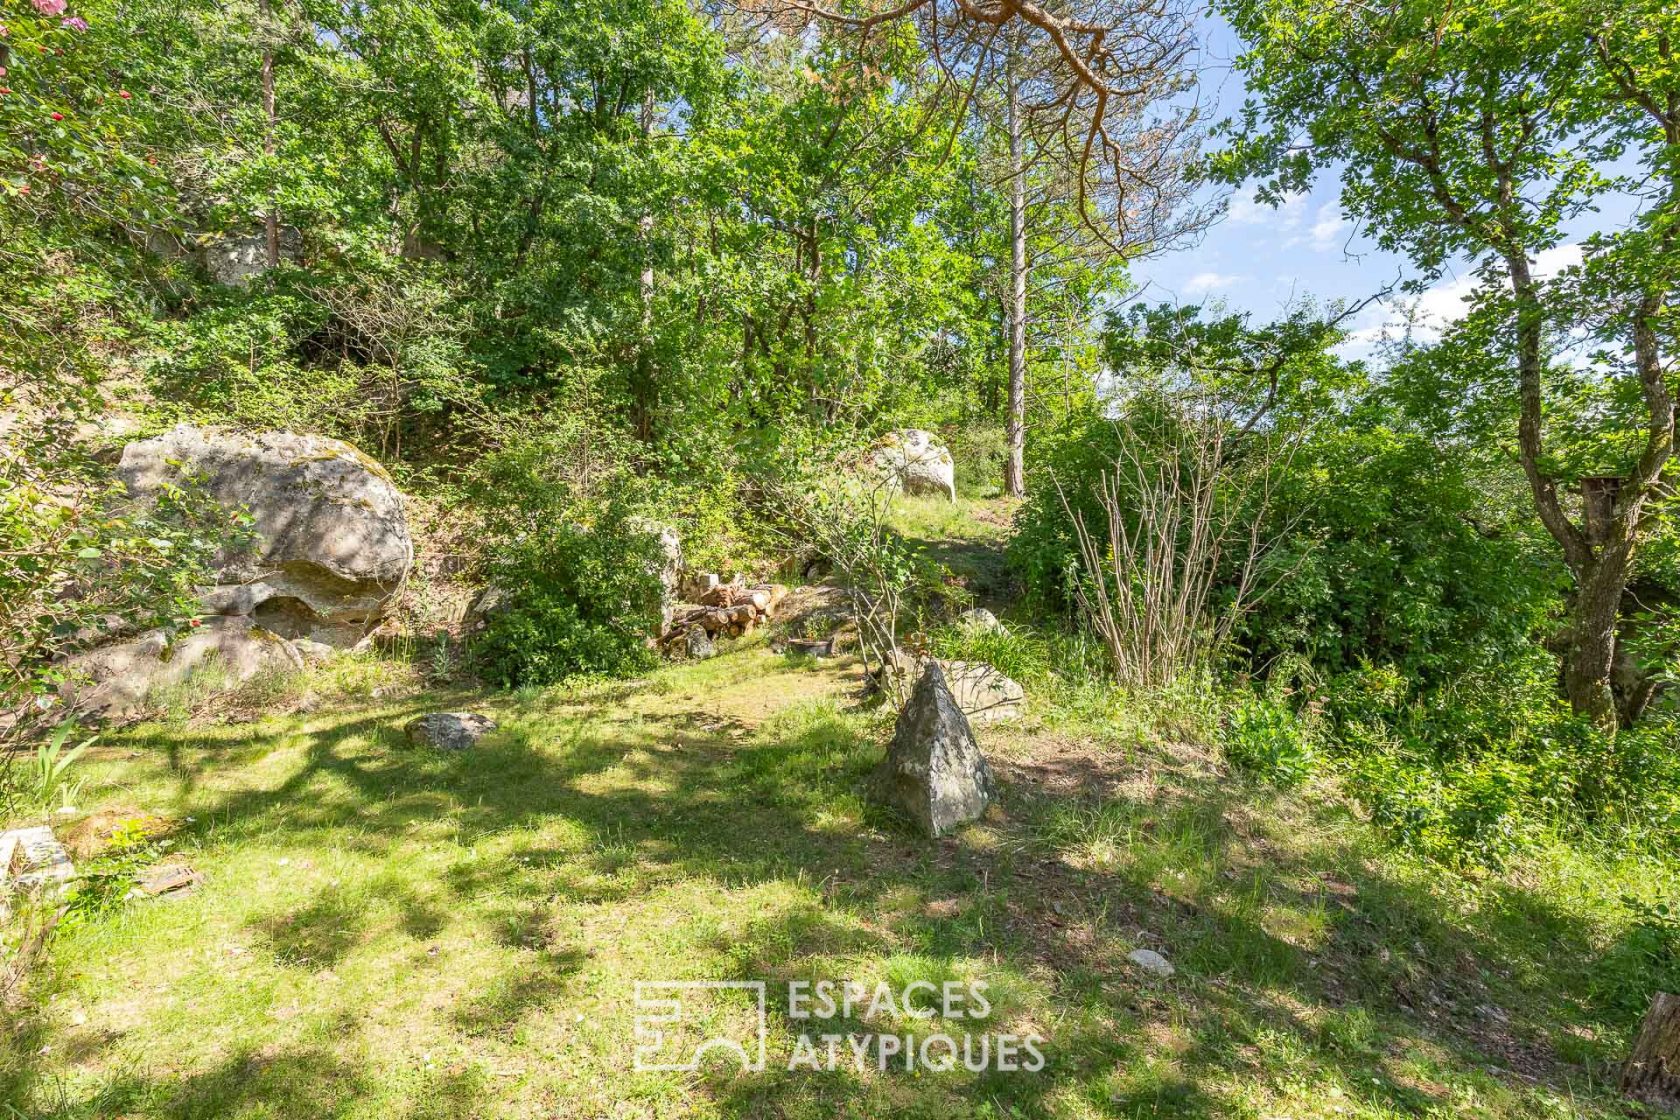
top-left (4, 499), bottom-right (1672, 1119)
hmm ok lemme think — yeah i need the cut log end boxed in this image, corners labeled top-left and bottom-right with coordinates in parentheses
top-left (1624, 992), bottom-right (1680, 1113)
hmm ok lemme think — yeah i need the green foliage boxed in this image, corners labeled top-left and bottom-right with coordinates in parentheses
top-left (928, 621), bottom-right (1053, 688)
top-left (1012, 302), bottom-right (1363, 619)
top-left (0, 436), bottom-right (252, 749)
top-left (474, 502), bottom-right (665, 687)
top-left (1328, 652), bottom-right (1680, 866)
top-left (143, 270), bottom-right (483, 458)
top-left (1215, 0), bottom-right (1680, 729)
top-left (1351, 750), bottom-right (1534, 869)
top-left (1242, 420), bottom-right (1563, 684)
top-left (61, 817), bottom-right (173, 927)
top-left (1009, 406), bottom-right (1125, 612)
top-left (759, 444), bottom-right (951, 689)
top-left (1596, 897), bottom-right (1680, 1020)
top-left (1223, 694), bottom-right (1317, 787)
top-left (29, 722), bottom-right (93, 817)
top-left (945, 422), bottom-right (1009, 500)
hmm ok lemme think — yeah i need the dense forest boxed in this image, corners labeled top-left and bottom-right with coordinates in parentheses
top-left (3, 0), bottom-right (1679, 1114)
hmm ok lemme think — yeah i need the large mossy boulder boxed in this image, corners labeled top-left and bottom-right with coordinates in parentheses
top-left (118, 425), bottom-right (413, 646)
top-left (872, 429), bottom-right (956, 501)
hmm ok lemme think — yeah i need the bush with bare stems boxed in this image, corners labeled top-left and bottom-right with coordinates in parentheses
top-left (1059, 392), bottom-right (1296, 689)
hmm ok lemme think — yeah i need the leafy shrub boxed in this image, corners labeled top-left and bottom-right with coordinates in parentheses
top-left (1594, 898), bottom-right (1680, 1021)
top-left (928, 621), bottom-right (1053, 687)
top-left (1, 435), bottom-right (251, 757)
top-left (1223, 695), bottom-right (1317, 787)
top-left (646, 471), bottom-right (777, 578)
top-left (1326, 650), bottom-right (1680, 864)
top-left (144, 270), bottom-right (482, 463)
top-left (1241, 424), bottom-right (1561, 686)
top-left (761, 465), bottom-right (947, 698)
top-left (61, 818), bottom-right (173, 927)
top-left (1008, 408), bottom-right (1126, 612)
top-left (1352, 751), bottom-right (1533, 868)
top-left (473, 504), bottom-right (666, 687)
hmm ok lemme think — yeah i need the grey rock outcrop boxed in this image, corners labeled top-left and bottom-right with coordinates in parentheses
top-left (625, 519), bottom-right (683, 633)
top-left (405, 712), bottom-right (497, 751)
top-left (872, 429), bottom-right (956, 501)
top-left (118, 425), bottom-right (413, 646)
top-left (202, 228), bottom-right (301, 287)
top-left (873, 662), bottom-right (997, 837)
top-left (877, 652), bottom-right (1024, 725)
top-left (62, 617), bottom-right (304, 720)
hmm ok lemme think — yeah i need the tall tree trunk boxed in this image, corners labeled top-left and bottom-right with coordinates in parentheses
top-left (260, 0), bottom-right (279, 269)
top-left (1004, 63), bottom-right (1027, 498)
top-left (1566, 554), bottom-right (1627, 730)
top-left (1503, 250), bottom-right (1622, 729)
top-left (633, 89), bottom-right (656, 443)
top-left (1505, 249), bottom-right (1674, 730)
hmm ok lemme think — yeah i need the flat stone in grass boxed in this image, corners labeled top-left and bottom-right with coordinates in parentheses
top-left (873, 661), bottom-right (997, 837)
top-left (137, 863), bottom-right (204, 898)
top-left (1128, 949), bottom-right (1175, 978)
top-left (878, 652), bottom-right (1025, 724)
top-left (406, 712), bottom-right (497, 751)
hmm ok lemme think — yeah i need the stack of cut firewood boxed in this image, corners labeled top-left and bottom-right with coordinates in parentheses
top-left (661, 579), bottom-right (790, 651)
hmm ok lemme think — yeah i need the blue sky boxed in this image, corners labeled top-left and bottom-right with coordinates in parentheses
top-left (1125, 16), bottom-right (1425, 359)
top-left (1124, 16), bottom-right (1599, 364)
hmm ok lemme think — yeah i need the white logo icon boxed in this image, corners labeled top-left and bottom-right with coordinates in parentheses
top-left (633, 981), bottom-right (768, 1072)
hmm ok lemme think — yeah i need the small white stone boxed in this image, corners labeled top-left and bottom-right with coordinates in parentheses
top-left (1127, 948), bottom-right (1175, 978)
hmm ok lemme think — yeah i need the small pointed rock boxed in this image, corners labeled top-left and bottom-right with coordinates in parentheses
top-left (1128, 948), bottom-right (1175, 978)
top-left (873, 662), bottom-right (996, 837)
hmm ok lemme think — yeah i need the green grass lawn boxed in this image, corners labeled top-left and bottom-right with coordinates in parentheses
top-left (886, 495), bottom-right (1020, 605)
top-left (4, 628), bottom-right (1671, 1119)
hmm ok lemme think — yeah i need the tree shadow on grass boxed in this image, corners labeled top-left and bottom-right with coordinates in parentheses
top-left (451, 948), bottom-right (589, 1040)
top-left (9, 678), bottom-right (1659, 1118)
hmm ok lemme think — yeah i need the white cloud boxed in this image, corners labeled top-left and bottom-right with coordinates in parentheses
top-left (1226, 189), bottom-right (1307, 228)
top-left (1306, 203), bottom-right (1347, 252)
top-left (1182, 271), bottom-right (1242, 296)
top-left (1330, 275), bottom-right (1472, 359)
top-left (1534, 242), bottom-right (1584, 279)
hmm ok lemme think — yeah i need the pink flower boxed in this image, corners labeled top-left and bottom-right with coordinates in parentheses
top-left (50, 111), bottom-right (62, 120)
top-left (118, 89), bottom-right (130, 98)
top-left (61, 15), bottom-right (86, 30)
top-left (32, 0), bottom-right (67, 16)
